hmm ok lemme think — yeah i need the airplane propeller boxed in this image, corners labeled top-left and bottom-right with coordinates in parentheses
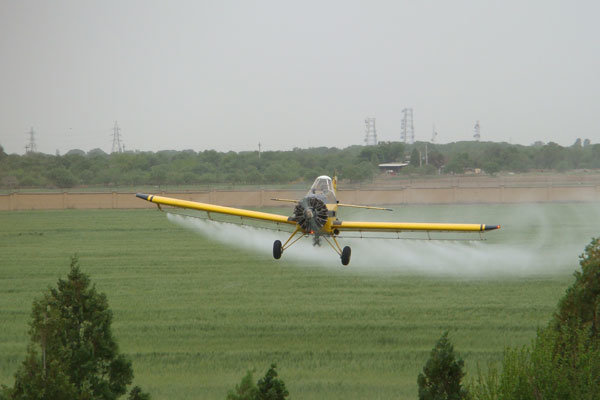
top-left (293, 196), bottom-right (328, 245)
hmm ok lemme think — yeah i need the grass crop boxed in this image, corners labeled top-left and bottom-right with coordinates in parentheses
top-left (1, 203), bottom-right (598, 399)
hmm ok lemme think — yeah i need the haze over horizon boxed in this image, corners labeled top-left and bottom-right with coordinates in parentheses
top-left (1, 1), bottom-right (598, 155)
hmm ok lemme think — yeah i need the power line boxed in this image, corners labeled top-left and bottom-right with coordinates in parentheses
top-left (401, 108), bottom-right (414, 144)
top-left (111, 121), bottom-right (123, 153)
top-left (25, 127), bottom-right (37, 154)
top-left (364, 117), bottom-right (377, 146)
top-left (473, 121), bottom-right (481, 141)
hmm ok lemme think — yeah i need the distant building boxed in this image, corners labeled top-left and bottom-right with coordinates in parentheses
top-left (378, 162), bottom-right (409, 173)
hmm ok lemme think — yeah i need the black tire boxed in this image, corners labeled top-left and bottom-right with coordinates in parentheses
top-left (341, 246), bottom-right (351, 266)
top-left (273, 240), bottom-right (282, 260)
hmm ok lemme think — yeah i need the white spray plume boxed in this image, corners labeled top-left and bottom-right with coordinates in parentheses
top-left (166, 203), bottom-right (600, 278)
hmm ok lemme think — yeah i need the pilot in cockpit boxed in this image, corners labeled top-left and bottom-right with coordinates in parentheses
top-left (308, 176), bottom-right (336, 203)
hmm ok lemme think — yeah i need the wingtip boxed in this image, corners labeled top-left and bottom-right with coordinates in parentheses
top-left (484, 224), bottom-right (501, 231)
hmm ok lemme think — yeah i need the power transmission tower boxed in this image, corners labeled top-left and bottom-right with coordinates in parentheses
top-left (25, 127), bottom-right (37, 154)
top-left (473, 121), bottom-right (481, 141)
top-left (364, 117), bottom-right (377, 146)
top-left (401, 108), bottom-right (414, 144)
top-left (111, 121), bottom-right (123, 153)
top-left (432, 124), bottom-right (438, 143)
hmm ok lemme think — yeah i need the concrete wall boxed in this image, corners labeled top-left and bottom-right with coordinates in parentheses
top-left (1, 185), bottom-right (599, 211)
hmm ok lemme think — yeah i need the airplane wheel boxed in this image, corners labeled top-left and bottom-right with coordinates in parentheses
top-left (341, 246), bottom-right (351, 266)
top-left (273, 240), bottom-right (282, 260)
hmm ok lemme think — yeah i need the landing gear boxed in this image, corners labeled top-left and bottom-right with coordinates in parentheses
top-left (273, 228), bottom-right (352, 266)
top-left (341, 246), bottom-right (351, 266)
top-left (273, 240), bottom-right (282, 259)
top-left (273, 227), bottom-right (304, 261)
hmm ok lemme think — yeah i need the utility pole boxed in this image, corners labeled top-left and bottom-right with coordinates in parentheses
top-left (25, 127), bottom-right (37, 154)
top-left (258, 142), bottom-right (261, 159)
top-left (364, 117), bottom-right (377, 145)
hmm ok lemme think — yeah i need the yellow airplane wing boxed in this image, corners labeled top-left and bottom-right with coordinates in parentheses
top-left (136, 193), bottom-right (296, 226)
top-left (332, 220), bottom-right (500, 233)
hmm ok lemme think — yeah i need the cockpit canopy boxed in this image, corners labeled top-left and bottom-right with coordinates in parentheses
top-left (308, 175), bottom-right (336, 204)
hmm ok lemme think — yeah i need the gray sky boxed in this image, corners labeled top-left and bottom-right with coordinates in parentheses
top-left (1, 0), bottom-right (598, 155)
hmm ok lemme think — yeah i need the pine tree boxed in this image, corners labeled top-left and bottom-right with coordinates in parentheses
top-left (226, 370), bottom-right (259, 400)
top-left (3, 255), bottom-right (149, 400)
top-left (227, 364), bottom-right (288, 400)
top-left (417, 332), bottom-right (469, 400)
top-left (256, 364), bottom-right (288, 400)
top-left (554, 237), bottom-right (600, 336)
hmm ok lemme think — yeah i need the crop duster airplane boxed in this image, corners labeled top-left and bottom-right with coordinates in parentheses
top-left (136, 175), bottom-right (500, 266)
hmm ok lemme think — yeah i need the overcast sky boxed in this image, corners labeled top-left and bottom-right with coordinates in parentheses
top-left (1, 0), bottom-right (598, 155)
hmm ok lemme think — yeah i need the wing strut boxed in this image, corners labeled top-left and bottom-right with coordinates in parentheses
top-left (282, 226), bottom-right (304, 251)
top-left (323, 235), bottom-right (343, 256)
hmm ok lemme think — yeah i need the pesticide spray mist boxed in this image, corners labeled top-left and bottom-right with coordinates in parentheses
top-left (167, 203), bottom-right (600, 278)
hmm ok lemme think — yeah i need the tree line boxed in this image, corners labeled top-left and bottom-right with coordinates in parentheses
top-left (1, 139), bottom-right (599, 189)
top-left (417, 237), bottom-right (600, 400)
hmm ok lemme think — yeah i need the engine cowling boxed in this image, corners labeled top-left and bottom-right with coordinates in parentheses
top-left (293, 197), bottom-right (329, 233)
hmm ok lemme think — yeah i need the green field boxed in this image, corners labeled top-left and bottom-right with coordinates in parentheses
top-left (1, 203), bottom-right (599, 399)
